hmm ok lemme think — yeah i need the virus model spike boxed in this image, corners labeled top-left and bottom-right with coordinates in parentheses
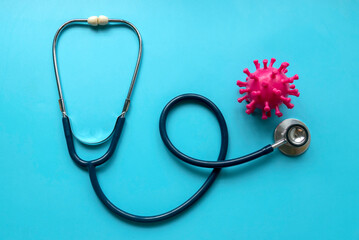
top-left (243, 68), bottom-right (251, 76)
top-left (269, 58), bottom-right (276, 67)
top-left (236, 80), bottom-right (247, 87)
top-left (236, 58), bottom-right (300, 119)
top-left (253, 60), bottom-right (260, 69)
top-left (237, 95), bottom-right (248, 103)
top-left (278, 62), bottom-right (289, 72)
top-left (262, 110), bottom-right (268, 120)
top-left (263, 59), bottom-right (268, 69)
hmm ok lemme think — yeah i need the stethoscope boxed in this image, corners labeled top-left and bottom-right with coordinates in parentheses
top-left (53, 16), bottom-right (311, 223)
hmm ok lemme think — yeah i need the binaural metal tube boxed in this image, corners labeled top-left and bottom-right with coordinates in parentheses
top-left (52, 18), bottom-right (142, 117)
top-left (52, 19), bottom-right (87, 115)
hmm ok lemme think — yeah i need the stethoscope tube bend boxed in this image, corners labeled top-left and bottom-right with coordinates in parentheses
top-left (61, 93), bottom-right (273, 223)
top-left (159, 94), bottom-right (274, 168)
top-left (62, 115), bottom-right (125, 167)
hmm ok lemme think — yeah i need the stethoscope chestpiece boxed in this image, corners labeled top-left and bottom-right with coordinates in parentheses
top-left (273, 118), bottom-right (311, 156)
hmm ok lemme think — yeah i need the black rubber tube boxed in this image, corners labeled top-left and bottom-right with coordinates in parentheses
top-left (64, 94), bottom-right (274, 223)
top-left (159, 94), bottom-right (274, 168)
top-left (62, 115), bottom-right (125, 167)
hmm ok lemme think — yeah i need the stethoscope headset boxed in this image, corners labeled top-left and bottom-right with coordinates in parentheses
top-left (53, 16), bottom-right (311, 223)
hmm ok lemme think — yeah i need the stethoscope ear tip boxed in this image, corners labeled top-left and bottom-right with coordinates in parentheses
top-left (273, 118), bottom-right (311, 156)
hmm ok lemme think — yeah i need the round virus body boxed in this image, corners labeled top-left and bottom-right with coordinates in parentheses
top-left (237, 58), bottom-right (300, 119)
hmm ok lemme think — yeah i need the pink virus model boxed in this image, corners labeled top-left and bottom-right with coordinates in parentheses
top-left (237, 58), bottom-right (300, 119)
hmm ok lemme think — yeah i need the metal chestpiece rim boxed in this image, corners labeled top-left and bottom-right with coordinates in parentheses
top-left (274, 118), bottom-right (311, 156)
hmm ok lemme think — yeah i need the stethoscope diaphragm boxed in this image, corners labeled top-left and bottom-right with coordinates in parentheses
top-left (274, 118), bottom-right (311, 156)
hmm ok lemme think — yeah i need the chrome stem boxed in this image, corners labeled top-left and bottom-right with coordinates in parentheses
top-left (271, 138), bottom-right (287, 149)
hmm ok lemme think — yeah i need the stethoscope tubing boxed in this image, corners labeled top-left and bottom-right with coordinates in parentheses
top-left (63, 93), bottom-right (273, 223)
top-left (53, 18), bottom-right (274, 223)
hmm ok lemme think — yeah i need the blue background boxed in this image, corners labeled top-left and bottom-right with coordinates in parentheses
top-left (0, 0), bottom-right (358, 239)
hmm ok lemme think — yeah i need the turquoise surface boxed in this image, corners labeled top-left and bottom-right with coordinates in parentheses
top-left (0, 0), bottom-right (358, 239)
